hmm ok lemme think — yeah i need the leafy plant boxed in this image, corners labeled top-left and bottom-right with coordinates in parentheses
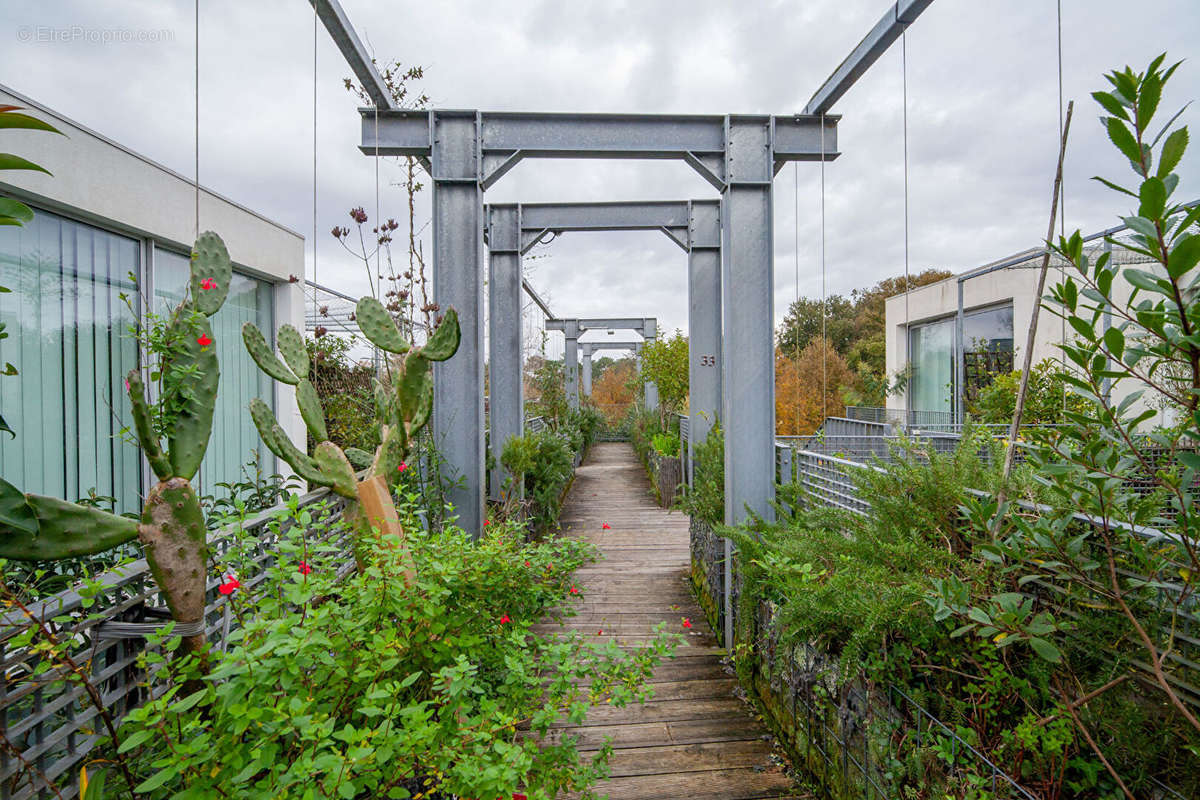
top-left (104, 498), bottom-right (676, 799)
top-left (501, 428), bottom-right (577, 531)
top-left (969, 358), bottom-right (1090, 424)
top-left (651, 430), bottom-right (680, 458)
top-left (638, 329), bottom-right (688, 426)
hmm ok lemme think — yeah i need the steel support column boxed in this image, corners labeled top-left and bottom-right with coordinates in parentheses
top-left (431, 111), bottom-right (485, 535)
top-left (486, 204), bottom-right (523, 502)
top-left (581, 344), bottom-right (594, 397)
top-left (687, 200), bottom-right (722, 478)
top-left (721, 116), bottom-right (775, 527)
top-left (563, 320), bottom-right (581, 410)
top-left (641, 318), bottom-right (659, 414)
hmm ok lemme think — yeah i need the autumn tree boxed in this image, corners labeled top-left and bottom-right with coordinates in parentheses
top-left (591, 359), bottom-right (637, 426)
top-left (775, 337), bottom-right (854, 436)
top-left (777, 269), bottom-right (952, 405)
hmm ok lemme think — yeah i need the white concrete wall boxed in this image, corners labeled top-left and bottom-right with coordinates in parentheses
top-left (0, 84), bottom-right (306, 481)
top-left (884, 254), bottom-right (1175, 426)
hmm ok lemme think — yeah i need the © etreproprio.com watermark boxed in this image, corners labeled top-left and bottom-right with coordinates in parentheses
top-left (17, 25), bottom-right (175, 44)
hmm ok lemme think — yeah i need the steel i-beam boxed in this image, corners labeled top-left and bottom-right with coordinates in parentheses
top-left (486, 204), bottom-right (523, 502)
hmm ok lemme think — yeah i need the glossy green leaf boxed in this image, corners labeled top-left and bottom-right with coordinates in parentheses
top-left (1158, 126), bottom-right (1188, 178)
top-left (1167, 234), bottom-right (1200, 279)
top-left (1138, 177), bottom-right (1166, 219)
top-left (1105, 117), bottom-right (1142, 168)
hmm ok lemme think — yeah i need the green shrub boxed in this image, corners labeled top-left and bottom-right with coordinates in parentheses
top-left (680, 423), bottom-right (723, 525)
top-left (502, 428), bottom-right (576, 530)
top-left (105, 494), bottom-right (677, 799)
top-left (651, 431), bottom-right (680, 458)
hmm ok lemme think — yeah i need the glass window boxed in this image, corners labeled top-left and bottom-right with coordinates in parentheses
top-left (0, 209), bottom-right (141, 511)
top-left (908, 317), bottom-right (954, 414)
top-left (154, 248), bottom-right (274, 501)
top-left (908, 304), bottom-right (1015, 416)
top-left (963, 305), bottom-right (1014, 404)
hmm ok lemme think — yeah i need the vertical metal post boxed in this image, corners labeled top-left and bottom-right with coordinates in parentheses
top-left (687, 199), bottom-right (722, 483)
top-left (720, 115), bottom-right (775, 527)
top-left (431, 111), bottom-right (485, 536)
top-left (581, 344), bottom-right (593, 397)
top-left (955, 279), bottom-right (965, 425)
top-left (642, 318), bottom-right (659, 413)
top-left (1101, 238), bottom-right (1113, 403)
top-left (564, 321), bottom-right (580, 410)
top-left (486, 204), bottom-right (522, 502)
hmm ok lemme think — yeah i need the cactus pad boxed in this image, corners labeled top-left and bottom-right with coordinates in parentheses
top-left (166, 313), bottom-right (219, 480)
top-left (0, 483), bottom-right (139, 560)
top-left (242, 323), bottom-right (299, 385)
top-left (397, 355), bottom-right (432, 420)
top-left (344, 447), bottom-right (374, 470)
top-left (276, 324), bottom-right (309, 379)
top-left (355, 296), bottom-right (409, 354)
top-left (296, 379), bottom-right (329, 442)
top-left (373, 377), bottom-right (395, 423)
top-left (419, 308), bottom-right (461, 362)
top-left (126, 369), bottom-right (172, 480)
top-left (315, 442), bottom-right (357, 498)
top-left (190, 231), bottom-right (232, 316)
top-left (248, 398), bottom-right (328, 487)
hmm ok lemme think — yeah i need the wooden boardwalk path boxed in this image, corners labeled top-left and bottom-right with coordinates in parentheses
top-left (536, 442), bottom-right (803, 799)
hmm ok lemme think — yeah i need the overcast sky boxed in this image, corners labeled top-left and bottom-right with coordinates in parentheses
top-left (3, 0), bottom-right (1198, 357)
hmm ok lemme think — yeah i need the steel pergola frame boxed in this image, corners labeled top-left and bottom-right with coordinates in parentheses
top-left (487, 200), bottom-right (722, 502)
top-left (311, 0), bottom-right (933, 540)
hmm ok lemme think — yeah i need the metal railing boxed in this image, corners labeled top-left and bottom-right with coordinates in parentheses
top-left (0, 487), bottom-right (353, 800)
top-left (688, 517), bottom-right (1035, 798)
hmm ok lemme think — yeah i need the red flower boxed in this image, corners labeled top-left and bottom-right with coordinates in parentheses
top-left (682, 618), bottom-right (693, 629)
top-left (513, 794), bottom-right (527, 800)
top-left (597, 629), bottom-right (603, 635)
top-left (601, 523), bottom-right (611, 530)
top-left (483, 519), bottom-right (490, 526)
top-left (524, 560), bottom-right (531, 568)
top-left (397, 461), bottom-right (408, 473)
top-left (199, 278), bottom-right (217, 290)
top-left (569, 586), bottom-right (579, 594)
top-left (499, 614), bottom-right (511, 624)
top-left (298, 561), bottom-right (312, 575)
top-left (218, 576), bottom-right (240, 595)
top-left (196, 333), bottom-right (212, 347)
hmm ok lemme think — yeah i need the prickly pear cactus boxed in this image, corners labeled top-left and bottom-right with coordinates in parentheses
top-left (0, 232), bottom-right (234, 660)
top-left (243, 298), bottom-right (460, 551)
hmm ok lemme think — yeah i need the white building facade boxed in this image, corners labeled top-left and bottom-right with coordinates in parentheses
top-left (0, 85), bottom-right (306, 512)
top-left (884, 239), bottom-right (1166, 426)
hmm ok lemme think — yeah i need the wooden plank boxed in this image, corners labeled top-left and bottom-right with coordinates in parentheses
top-left (539, 444), bottom-right (799, 797)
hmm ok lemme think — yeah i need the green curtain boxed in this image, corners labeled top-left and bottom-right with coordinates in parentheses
top-left (0, 209), bottom-right (141, 511)
top-left (154, 248), bottom-right (274, 501)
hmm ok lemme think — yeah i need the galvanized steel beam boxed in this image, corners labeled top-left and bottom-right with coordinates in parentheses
top-left (309, 0), bottom-right (392, 110)
top-left (721, 116), bottom-right (775, 532)
top-left (430, 111), bottom-right (485, 535)
top-left (802, 0), bottom-right (936, 115)
top-left (687, 200), bottom-right (722, 481)
top-left (486, 204), bottom-right (523, 501)
top-left (360, 111), bottom-right (839, 188)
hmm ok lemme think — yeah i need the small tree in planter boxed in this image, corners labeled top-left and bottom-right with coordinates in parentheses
top-left (934, 55), bottom-right (1200, 792)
